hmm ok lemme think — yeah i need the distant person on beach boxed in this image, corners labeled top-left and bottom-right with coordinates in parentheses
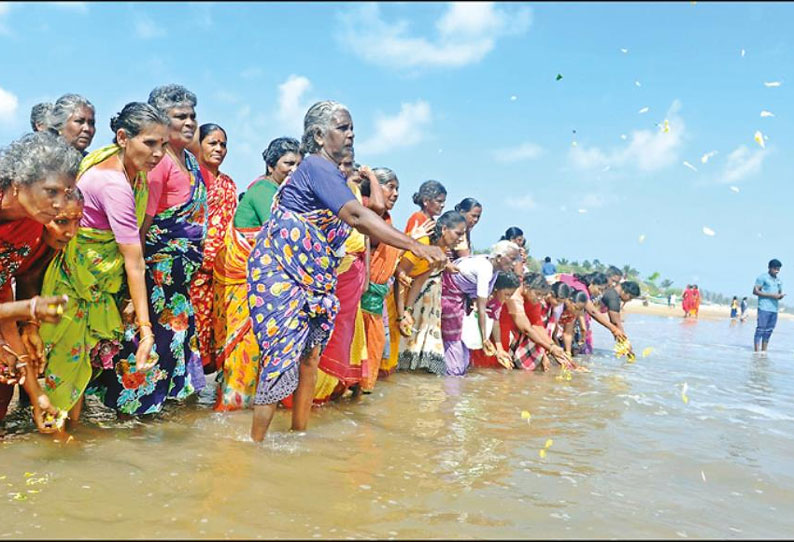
top-left (753, 259), bottom-right (783, 353)
top-left (541, 257), bottom-right (556, 277)
top-left (730, 296), bottom-right (739, 320)
top-left (692, 285), bottom-right (701, 318)
top-left (740, 297), bottom-right (749, 322)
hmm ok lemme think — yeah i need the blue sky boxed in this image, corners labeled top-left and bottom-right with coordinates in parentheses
top-left (0, 2), bottom-right (791, 296)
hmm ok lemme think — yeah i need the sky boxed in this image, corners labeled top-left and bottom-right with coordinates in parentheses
top-left (0, 1), bottom-right (791, 296)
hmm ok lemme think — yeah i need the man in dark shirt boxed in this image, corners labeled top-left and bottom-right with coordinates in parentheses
top-left (601, 281), bottom-right (641, 333)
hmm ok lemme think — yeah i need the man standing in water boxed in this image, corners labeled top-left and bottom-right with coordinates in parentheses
top-left (753, 259), bottom-right (783, 354)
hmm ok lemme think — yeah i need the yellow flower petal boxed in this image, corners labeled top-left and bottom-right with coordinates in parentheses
top-left (545, 439), bottom-right (553, 448)
top-left (539, 449), bottom-right (547, 458)
top-left (521, 410), bottom-right (531, 420)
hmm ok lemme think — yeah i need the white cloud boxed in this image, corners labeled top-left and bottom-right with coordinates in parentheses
top-left (492, 141), bottom-right (545, 163)
top-left (506, 194), bottom-right (537, 210)
top-left (337, 2), bottom-right (531, 70)
top-left (719, 145), bottom-right (766, 184)
top-left (0, 86), bottom-right (19, 121)
top-left (356, 100), bottom-right (432, 155)
top-left (52, 2), bottom-right (88, 13)
top-left (135, 15), bottom-right (165, 39)
top-left (275, 74), bottom-right (312, 136)
top-left (569, 100), bottom-right (686, 173)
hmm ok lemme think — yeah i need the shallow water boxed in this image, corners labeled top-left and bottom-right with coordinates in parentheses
top-left (2, 314), bottom-right (793, 539)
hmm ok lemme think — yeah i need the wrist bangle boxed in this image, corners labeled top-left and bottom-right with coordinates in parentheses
top-left (29, 296), bottom-right (40, 321)
top-left (136, 320), bottom-right (152, 329)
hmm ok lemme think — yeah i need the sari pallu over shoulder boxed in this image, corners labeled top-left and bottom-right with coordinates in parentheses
top-left (40, 145), bottom-right (149, 412)
top-left (94, 150), bottom-right (208, 415)
top-left (247, 191), bottom-right (350, 406)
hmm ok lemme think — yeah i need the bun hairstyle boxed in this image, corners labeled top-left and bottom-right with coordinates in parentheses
top-left (430, 210), bottom-right (465, 244)
top-left (454, 197), bottom-right (481, 214)
top-left (570, 290), bottom-right (589, 304)
top-left (523, 272), bottom-right (550, 292)
top-left (199, 123), bottom-right (227, 143)
top-left (494, 271), bottom-right (521, 291)
top-left (550, 281), bottom-right (572, 301)
top-left (500, 226), bottom-right (524, 242)
top-left (110, 102), bottom-right (169, 144)
top-left (412, 179), bottom-right (447, 209)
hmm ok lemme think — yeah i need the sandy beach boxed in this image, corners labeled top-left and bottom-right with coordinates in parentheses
top-left (623, 299), bottom-right (794, 321)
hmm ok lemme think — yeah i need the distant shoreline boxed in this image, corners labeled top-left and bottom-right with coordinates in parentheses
top-left (622, 299), bottom-right (794, 322)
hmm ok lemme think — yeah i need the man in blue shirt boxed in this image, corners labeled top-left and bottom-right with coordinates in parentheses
top-left (753, 258), bottom-right (783, 353)
top-left (541, 256), bottom-right (556, 276)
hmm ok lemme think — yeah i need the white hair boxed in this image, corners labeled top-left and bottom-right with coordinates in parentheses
top-left (490, 240), bottom-right (520, 258)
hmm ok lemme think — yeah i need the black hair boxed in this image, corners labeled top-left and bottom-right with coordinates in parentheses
top-left (65, 185), bottom-right (84, 204)
top-left (109, 102), bottom-right (169, 144)
top-left (199, 123), bottom-right (227, 143)
top-left (494, 271), bottom-right (521, 291)
top-left (606, 265), bottom-right (622, 278)
top-left (769, 258), bottom-right (782, 269)
top-left (430, 210), bottom-right (465, 245)
top-left (523, 272), bottom-right (550, 292)
top-left (454, 197), bottom-right (481, 214)
top-left (262, 137), bottom-right (302, 172)
top-left (551, 281), bottom-right (572, 300)
top-left (412, 180), bottom-right (447, 209)
top-left (544, 256), bottom-right (551, 263)
top-left (621, 280), bottom-right (640, 298)
top-left (500, 226), bottom-right (524, 242)
top-left (574, 272), bottom-right (608, 288)
top-left (570, 290), bottom-right (589, 304)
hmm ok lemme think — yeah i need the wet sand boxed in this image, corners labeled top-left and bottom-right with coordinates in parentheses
top-left (1, 314), bottom-right (793, 538)
top-left (624, 299), bottom-right (794, 322)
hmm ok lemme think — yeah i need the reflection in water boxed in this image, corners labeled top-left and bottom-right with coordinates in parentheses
top-left (1, 315), bottom-right (794, 538)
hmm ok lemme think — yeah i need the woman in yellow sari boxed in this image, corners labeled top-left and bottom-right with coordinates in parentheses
top-left (213, 137), bottom-right (302, 411)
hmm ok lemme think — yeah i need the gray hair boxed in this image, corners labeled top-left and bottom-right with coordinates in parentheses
top-left (373, 167), bottom-right (398, 185)
top-left (47, 94), bottom-right (95, 133)
top-left (30, 102), bottom-right (53, 131)
top-left (300, 100), bottom-right (349, 155)
top-left (110, 102), bottom-right (169, 144)
top-left (147, 84), bottom-right (197, 115)
top-left (490, 240), bottom-right (521, 259)
top-left (0, 132), bottom-right (82, 190)
top-left (263, 137), bottom-right (301, 170)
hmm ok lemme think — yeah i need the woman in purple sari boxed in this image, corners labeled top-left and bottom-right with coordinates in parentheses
top-left (246, 101), bottom-right (445, 441)
top-left (440, 240), bottom-right (522, 375)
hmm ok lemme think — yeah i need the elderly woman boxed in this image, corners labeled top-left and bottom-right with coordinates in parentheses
top-left (47, 94), bottom-right (96, 154)
top-left (189, 123), bottom-right (239, 373)
top-left (40, 102), bottom-right (168, 426)
top-left (0, 132), bottom-right (80, 429)
top-left (212, 137), bottom-right (302, 411)
top-left (440, 240), bottom-right (522, 375)
top-left (247, 100), bottom-right (445, 441)
top-left (30, 103), bottom-right (53, 132)
top-left (451, 197), bottom-right (482, 258)
top-left (96, 84), bottom-right (207, 416)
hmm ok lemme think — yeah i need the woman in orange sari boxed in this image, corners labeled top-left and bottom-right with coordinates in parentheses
top-left (213, 137), bottom-right (301, 411)
top-left (191, 123), bottom-right (239, 373)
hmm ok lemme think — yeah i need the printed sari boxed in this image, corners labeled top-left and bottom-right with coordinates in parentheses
top-left (94, 151), bottom-right (207, 415)
top-left (190, 168), bottom-right (238, 373)
top-left (212, 225), bottom-right (260, 411)
top-left (0, 191), bottom-right (44, 299)
top-left (247, 187), bottom-right (350, 405)
top-left (511, 302), bottom-right (557, 370)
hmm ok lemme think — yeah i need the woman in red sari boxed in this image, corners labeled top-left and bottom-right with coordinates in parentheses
top-left (682, 285), bottom-right (693, 317)
top-left (0, 132), bottom-right (80, 429)
top-left (191, 123), bottom-right (239, 372)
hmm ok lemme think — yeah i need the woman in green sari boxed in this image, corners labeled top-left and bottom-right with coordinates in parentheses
top-left (39, 102), bottom-right (169, 429)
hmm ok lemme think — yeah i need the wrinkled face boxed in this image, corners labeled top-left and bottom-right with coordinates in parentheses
top-left (271, 152), bottom-right (301, 185)
top-left (14, 174), bottom-right (76, 225)
top-left (464, 205), bottom-right (482, 230)
top-left (60, 106), bottom-right (96, 152)
top-left (493, 287), bottom-right (517, 304)
top-left (319, 109), bottom-right (354, 164)
top-left (424, 194), bottom-right (446, 217)
top-left (493, 248), bottom-right (520, 273)
top-left (120, 123), bottom-right (169, 174)
top-left (441, 221), bottom-right (466, 248)
top-left (200, 129), bottom-right (227, 169)
top-left (382, 179), bottom-right (399, 211)
top-left (166, 105), bottom-right (197, 149)
top-left (43, 200), bottom-right (84, 250)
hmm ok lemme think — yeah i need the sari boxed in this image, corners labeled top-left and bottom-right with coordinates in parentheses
top-left (190, 167), bottom-right (238, 372)
top-left (558, 273), bottom-right (593, 355)
top-left (511, 301), bottom-right (557, 370)
top-left (247, 183), bottom-right (350, 405)
top-left (360, 215), bottom-right (401, 391)
top-left (40, 145), bottom-right (147, 412)
top-left (94, 151), bottom-right (207, 415)
top-left (212, 226), bottom-right (260, 411)
top-left (440, 259), bottom-right (498, 376)
top-left (397, 269), bottom-right (445, 375)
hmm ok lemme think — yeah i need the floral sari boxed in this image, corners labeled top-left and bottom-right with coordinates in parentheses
top-left (190, 167), bottom-right (238, 373)
top-left (94, 151), bottom-right (207, 415)
top-left (247, 186), bottom-right (350, 405)
top-left (41, 145), bottom-right (149, 411)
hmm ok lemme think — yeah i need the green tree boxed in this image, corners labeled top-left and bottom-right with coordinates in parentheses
top-left (582, 260), bottom-right (592, 271)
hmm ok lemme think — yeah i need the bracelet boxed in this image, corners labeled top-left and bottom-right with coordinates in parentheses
top-left (136, 320), bottom-right (152, 329)
top-left (21, 319), bottom-right (41, 328)
top-left (29, 296), bottom-right (40, 321)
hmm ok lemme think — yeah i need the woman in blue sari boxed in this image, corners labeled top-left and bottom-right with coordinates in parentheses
top-left (95, 85), bottom-right (207, 415)
top-left (247, 101), bottom-right (445, 441)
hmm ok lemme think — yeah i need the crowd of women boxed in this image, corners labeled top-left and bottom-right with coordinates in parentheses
top-left (0, 86), bottom-right (641, 440)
